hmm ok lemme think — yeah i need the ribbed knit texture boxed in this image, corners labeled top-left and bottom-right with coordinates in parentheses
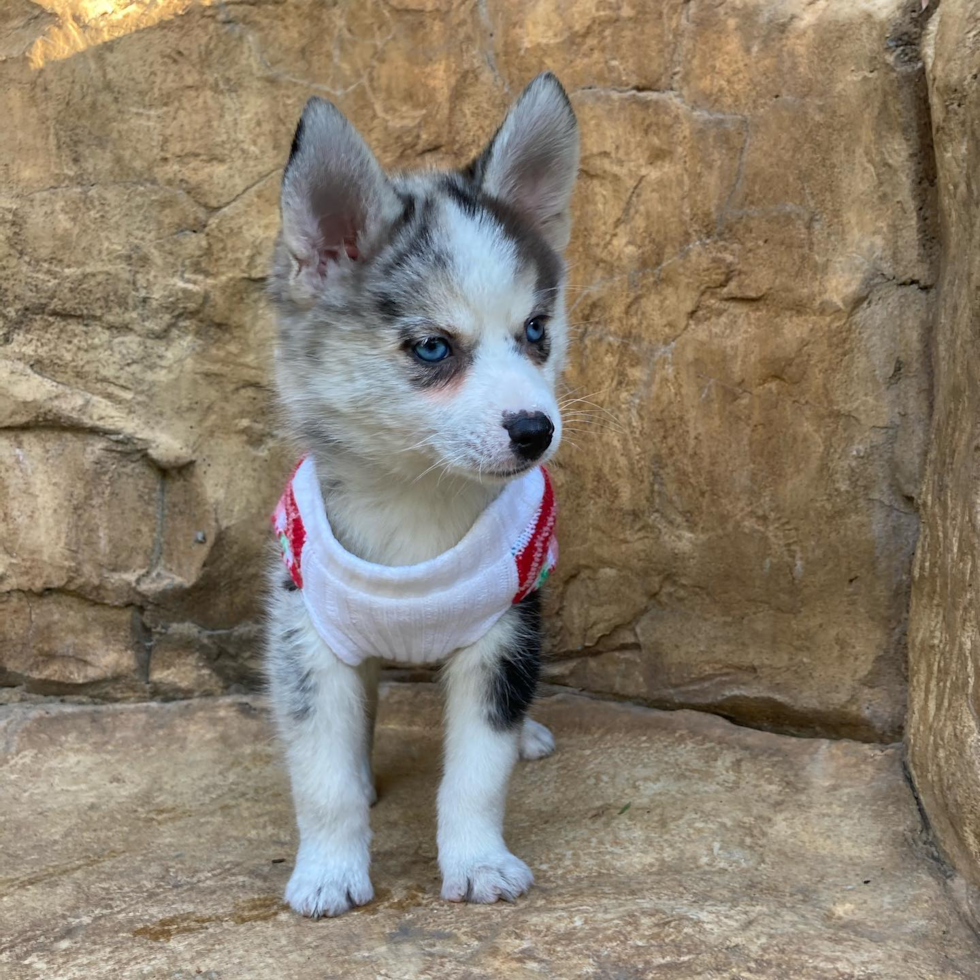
top-left (272, 458), bottom-right (558, 667)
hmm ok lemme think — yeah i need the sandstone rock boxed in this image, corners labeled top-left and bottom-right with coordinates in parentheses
top-left (0, 0), bottom-right (935, 739)
top-left (0, 591), bottom-right (143, 695)
top-left (540, 0), bottom-right (936, 739)
top-left (907, 0), bottom-right (980, 899)
top-left (2, 688), bottom-right (978, 978)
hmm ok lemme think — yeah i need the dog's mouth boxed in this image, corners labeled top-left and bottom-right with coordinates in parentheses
top-left (482, 460), bottom-right (538, 480)
top-left (434, 458), bottom-right (537, 483)
top-left (431, 443), bottom-right (555, 483)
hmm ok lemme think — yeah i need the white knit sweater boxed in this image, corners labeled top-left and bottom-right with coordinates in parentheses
top-left (272, 458), bottom-right (558, 667)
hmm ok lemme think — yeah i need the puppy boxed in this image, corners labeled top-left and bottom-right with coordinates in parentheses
top-left (265, 72), bottom-right (579, 918)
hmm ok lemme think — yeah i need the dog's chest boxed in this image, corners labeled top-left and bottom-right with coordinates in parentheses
top-left (324, 480), bottom-right (497, 566)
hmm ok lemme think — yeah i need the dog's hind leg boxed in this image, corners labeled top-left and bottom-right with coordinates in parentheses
top-left (519, 716), bottom-right (556, 760)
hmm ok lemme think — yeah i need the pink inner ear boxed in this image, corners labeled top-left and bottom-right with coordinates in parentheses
top-left (315, 236), bottom-right (360, 275)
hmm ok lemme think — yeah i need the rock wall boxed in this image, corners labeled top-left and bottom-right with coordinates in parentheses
top-left (907, 0), bottom-right (980, 898)
top-left (0, 0), bottom-right (936, 739)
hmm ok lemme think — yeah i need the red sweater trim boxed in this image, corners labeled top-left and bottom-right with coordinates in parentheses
top-left (513, 466), bottom-right (558, 603)
top-left (272, 460), bottom-right (557, 603)
top-left (271, 458), bottom-right (307, 589)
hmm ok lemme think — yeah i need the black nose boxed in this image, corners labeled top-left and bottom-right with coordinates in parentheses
top-left (502, 411), bottom-right (554, 461)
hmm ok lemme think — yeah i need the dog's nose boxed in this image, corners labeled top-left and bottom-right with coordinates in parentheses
top-left (502, 411), bottom-right (554, 461)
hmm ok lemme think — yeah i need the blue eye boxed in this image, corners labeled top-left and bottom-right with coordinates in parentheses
top-left (413, 336), bottom-right (451, 362)
top-left (525, 317), bottom-right (546, 343)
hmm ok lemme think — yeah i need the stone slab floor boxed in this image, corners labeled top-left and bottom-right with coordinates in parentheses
top-left (2, 684), bottom-right (978, 979)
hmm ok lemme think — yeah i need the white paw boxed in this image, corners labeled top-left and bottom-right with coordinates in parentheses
top-left (284, 857), bottom-right (373, 918)
top-left (441, 851), bottom-right (534, 904)
top-left (519, 718), bottom-right (556, 760)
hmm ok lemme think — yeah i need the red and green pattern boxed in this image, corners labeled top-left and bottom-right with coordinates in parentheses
top-left (271, 459), bottom-right (307, 589)
top-left (512, 467), bottom-right (558, 603)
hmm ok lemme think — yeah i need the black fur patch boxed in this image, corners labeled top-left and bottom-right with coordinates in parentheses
top-left (486, 591), bottom-right (542, 730)
top-left (448, 171), bottom-right (564, 303)
top-left (385, 222), bottom-right (434, 276)
top-left (460, 129), bottom-right (498, 187)
top-left (442, 176), bottom-right (482, 218)
top-left (406, 356), bottom-right (468, 390)
top-left (480, 193), bottom-right (564, 300)
top-left (382, 197), bottom-right (437, 277)
top-left (299, 418), bottom-right (344, 458)
top-left (375, 292), bottom-right (404, 320)
top-left (545, 71), bottom-right (574, 112)
top-left (286, 115), bottom-right (305, 172)
top-left (395, 190), bottom-right (416, 228)
top-left (275, 644), bottom-right (317, 723)
top-left (288, 666), bottom-right (316, 722)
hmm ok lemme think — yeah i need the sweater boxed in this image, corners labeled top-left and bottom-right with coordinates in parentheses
top-left (272, 457), bottom-right (557, 666)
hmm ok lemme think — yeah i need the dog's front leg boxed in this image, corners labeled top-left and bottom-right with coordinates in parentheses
top-left (269, 598), bottom-right (375, 918)
top-left (437, 598), bottom-right (540, 903)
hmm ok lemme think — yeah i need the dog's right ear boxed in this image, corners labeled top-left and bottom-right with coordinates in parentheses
top-left (278, 98), bottom-right (400, 303)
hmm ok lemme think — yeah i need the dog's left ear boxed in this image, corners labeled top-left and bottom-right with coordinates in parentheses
top-left (469, 72), bottom-right (579, 252)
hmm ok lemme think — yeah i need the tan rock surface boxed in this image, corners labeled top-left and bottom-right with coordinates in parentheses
top-left (0, 0), bottom-right (936, 738)
top-left (907, 0), bottom-right (980, 897)
top-left (540, 0), bottom-right (936, 740)
top-left (2, 686), bottom-right (977, 979)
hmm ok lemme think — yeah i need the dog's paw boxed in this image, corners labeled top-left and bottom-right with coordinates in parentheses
top-left (440, 851), bottom-right (534, 904)
top-left (284, 859), bottom-right (373, 918)
top-left (519, 718), bottom-right (556, 761)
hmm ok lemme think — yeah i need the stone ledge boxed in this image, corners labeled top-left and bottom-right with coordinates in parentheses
top-left (1, 685), bottom-right (977, 979)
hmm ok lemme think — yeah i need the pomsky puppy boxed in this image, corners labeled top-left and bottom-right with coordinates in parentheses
top-left (265, 72), bottom-right (579, 918)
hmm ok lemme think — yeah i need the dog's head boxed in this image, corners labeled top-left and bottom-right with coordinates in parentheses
top-left (270, 73), bottom-right (579, 483)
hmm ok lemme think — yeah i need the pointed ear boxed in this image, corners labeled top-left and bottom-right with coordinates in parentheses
top-left (278, 97), bottom-right (400, 300)
top-left (469, 73), bottom-right (579, 251)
